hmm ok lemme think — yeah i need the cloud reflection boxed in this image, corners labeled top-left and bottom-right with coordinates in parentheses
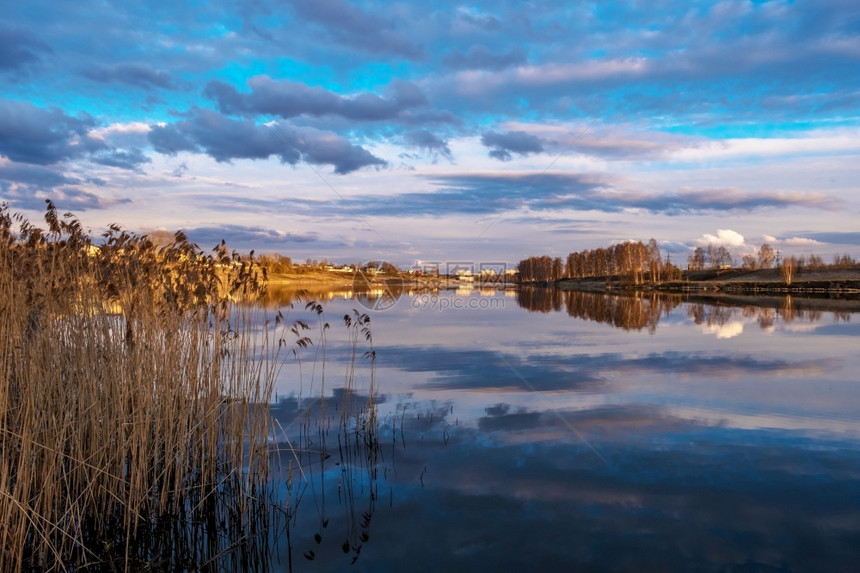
top-left (330, 401), bottom-right (860, 572)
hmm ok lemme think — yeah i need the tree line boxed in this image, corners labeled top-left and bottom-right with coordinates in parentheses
top-left (519, 239), bottom-right (859, 285)
top-left (517, 239), bottom-right (679, 284)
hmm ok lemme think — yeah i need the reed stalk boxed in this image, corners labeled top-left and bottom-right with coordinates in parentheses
top-left (0, 202), bottom-right (275, 570)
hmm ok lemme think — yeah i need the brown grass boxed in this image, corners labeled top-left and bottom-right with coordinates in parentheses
top-left (0, 202), bottom-right (278, 570)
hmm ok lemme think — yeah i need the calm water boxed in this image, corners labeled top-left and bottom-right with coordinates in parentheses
top-left (264, 287), bottom-right (860, 572)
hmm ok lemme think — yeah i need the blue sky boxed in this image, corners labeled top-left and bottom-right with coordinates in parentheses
top-left (1, 0), bottom-right (859, 267)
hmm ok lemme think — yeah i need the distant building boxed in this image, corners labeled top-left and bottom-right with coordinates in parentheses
top-left (455, 269), bottom-right (474, 282)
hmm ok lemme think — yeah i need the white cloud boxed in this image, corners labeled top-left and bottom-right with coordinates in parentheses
top-left (760, 235), bottom-right (824, 247)
top-left (701, 321), bottom-right (744, 339)
top-left (696, 229), bottom-right (745, 247)
top-left (782, 237), bottom-right (823, 246)
top-left (669, 128), bottom-right (860, 163)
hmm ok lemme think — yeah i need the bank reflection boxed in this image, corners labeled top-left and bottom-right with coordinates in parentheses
top-left (515, 287), bottom-right (858, 332)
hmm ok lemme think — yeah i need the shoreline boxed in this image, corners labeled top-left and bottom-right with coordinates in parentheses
top-left (552, 267), bottom-right (860, 297)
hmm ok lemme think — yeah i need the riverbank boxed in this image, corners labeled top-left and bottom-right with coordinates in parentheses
top-left (554, 267), bottom-right (860, 297)
top-left (265, 270), bottom-right (503, 289)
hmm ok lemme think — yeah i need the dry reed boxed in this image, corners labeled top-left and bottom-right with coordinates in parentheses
top-left (0, 201), bottom-right (277, 570)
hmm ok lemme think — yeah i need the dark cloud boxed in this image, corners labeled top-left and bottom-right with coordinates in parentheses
top-left (277, 171), bottom-right (836, 219)
top-left (424, 174), bottom-right (837, 216)
top-left (90, 147), bottom-right (151, 170)
top-left (276, 172), bottom-right (601, 217)
top-left (148, 108), bottom-right (386, 174)
top-left (380, 346), bottom-right (604, 392)
top-left (0, 183), bottom-right (126, 212)
top-left (442, 45), bottom-right (527, 70)
top-left (204, 77), bottom-right (433, 123)
top-left (452, 7), bottom-right (503, 32)
top-left (478, 407), bottom-right (542, 432)
top-left (618, 187), bottom-right (840, 215)
top-left (0, 99), bottom-right (103, 165)
top-left (481, 130), bottom-right (545, 161)
top-left (81, 63), bottom-right (176, 90)
top-left (181, 224), bottom-right (319, 251)
top-left (0, 100), bottom-right (152, 178)
top-left (802, 232), bottom-right (860, 246)
top-left (402, 130), bottom-right (452, 160)
top-left (0, 24), bottom-right (52, 71)
top-left (0, 162), bottom-right (78, 190)
top-left (282, 0), bottom-right (422, 58)
top-left (372, 343), bottom-right (828, 393)
top-left (275, 393), bottom-right (860, 572)
top-left (425, 172), bottom-right (604, 213)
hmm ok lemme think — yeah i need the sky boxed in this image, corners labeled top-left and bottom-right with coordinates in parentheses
top-left (1, 0), bottom-right (859, 268)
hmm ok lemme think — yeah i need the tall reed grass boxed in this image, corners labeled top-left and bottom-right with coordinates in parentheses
top-left (0, 201), bottom-right (278, 570)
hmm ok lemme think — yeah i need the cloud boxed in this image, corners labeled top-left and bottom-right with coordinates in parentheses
top-left (89, 122), bottom-right (152, 148)
top-left (278, 172), bottom-right (840, 220)
top-left (376, 344), bottom-right (825, 393)
top-left (0, 99), bottom-right (102, 165)
top-left (0, 24), bottom-right (52, 71)
top-left (802, 232), bottom-right (860, 247)
top-left (282, 0), bottom-right (422, 58)
top-left (619, 187), bottom-right (838, 215)
top-left (148, 108), bottom-right (386, 174)
top-left (442, 45), bottom-right (527, 70)
top-left (90, 147), bottom-right (151, 170)
top-left (440, 58), bottom-right (651, 101)
top-left (324, 172), bottom-right (607, 217)
top-left (760, 234), bottom-right (826, 248)
top-left (378, 346), bottom-right (604, 392)
top-left (0, 182), bottom-right (126, 212)
top-left (81, 63), bottom-right (176, 90)
top-left (204, 76), bottom-right (439, 125)
top-left (696, 229), bottom-right (746, 247)
top-left (0, 100), bottom-right (152, 173)
top-left (700, 322), bottom-right (745, 339)
top-left (782, 237), bottom-right (824, 247)
top-left (181, 224), bottom-right (319, 250)
top-left (0, 160), bottom-right (78, 190)
top-left (481, 130), bottom-right (545, 161)
top-left (402, 130), bottom-right (452, 160)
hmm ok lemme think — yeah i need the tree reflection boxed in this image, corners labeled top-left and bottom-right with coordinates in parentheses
top-left (517, 288), bottom-right (683, 333)
top-left (516, 288), bottom-right (857, 332)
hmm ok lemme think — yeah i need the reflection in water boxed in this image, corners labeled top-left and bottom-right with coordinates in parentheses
top-left (263, 289), bottom-right (860, 571)
top-left (258, 283), bottom-right (455, 312)
top-left (518, 287), bottom-right (682, 332)
top-left (516, 287), bottom-right (857, 334)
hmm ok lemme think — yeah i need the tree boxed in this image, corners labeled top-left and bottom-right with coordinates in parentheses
top-left (758, 243), bottom-right (775, 269)
top-left (781, 256), bottom-right (796, 285)
top-left (807, 254), bottom-right (824, 268)
top-left (645, 238), bottom-right (661, 282)
top-left (742, 254), bottom-right (757, 270)
top-left (687, 247), bottom-right (706, 270)
top-left (552, 257), bottom-right (564, 281)
top-left (715, 246), bottom-right (733, 268)
top-left (707, 244), bottom-right (719, 269)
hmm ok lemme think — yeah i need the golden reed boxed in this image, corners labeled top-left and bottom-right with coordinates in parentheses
top-left (0, 201), bottom-right (278, 570)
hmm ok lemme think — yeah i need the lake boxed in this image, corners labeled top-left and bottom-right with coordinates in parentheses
top-left (262, 286), bottom-right (860, 572)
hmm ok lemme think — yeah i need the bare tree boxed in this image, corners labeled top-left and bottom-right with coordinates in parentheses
top-left (781, 256), bottom-right (796, 285)
top-left (687, 247), bottom-right (706, 270)
top-left (758, 243), bottom-right (776, 269)
top-left (552, 257), bottom-right (564, 281)
top-left (646, 238), bottom-right (661, 282)
top-left (715, 246), bottom-right (733, 268)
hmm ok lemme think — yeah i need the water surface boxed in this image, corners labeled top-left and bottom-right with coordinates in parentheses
top-left (267, 288), bottom-right (860, 572)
